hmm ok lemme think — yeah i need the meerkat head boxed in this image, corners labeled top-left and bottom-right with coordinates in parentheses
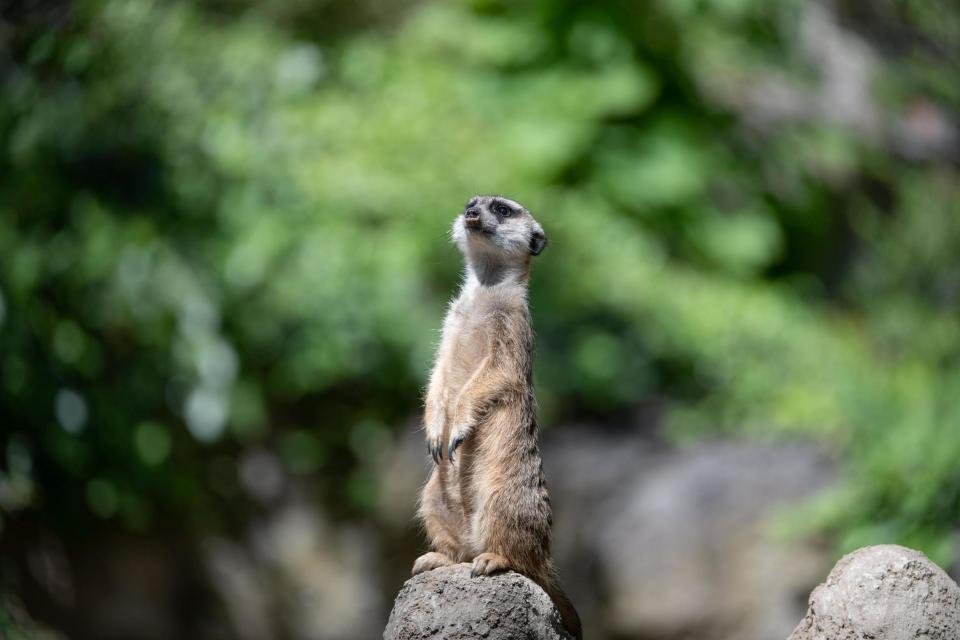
top-left (451, 196), bottom-right (548, 269)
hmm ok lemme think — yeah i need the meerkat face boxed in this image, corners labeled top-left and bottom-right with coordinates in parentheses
top-left (451, 195), bottom-right (548, 262)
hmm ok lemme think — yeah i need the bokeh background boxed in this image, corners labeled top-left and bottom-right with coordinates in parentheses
top-left (1, 0), bottom-right (958, 638)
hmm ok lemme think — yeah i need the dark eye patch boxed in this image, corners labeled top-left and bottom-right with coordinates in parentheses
top-left (493, 202), bottom-right (514, 217)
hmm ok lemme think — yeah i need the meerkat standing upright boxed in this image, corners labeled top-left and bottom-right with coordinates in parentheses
top-left (412, 195), bottom-right (582, 639)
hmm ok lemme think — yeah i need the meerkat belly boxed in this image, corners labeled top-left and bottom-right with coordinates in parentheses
top-left (466, 418), bottom-right (551, 556)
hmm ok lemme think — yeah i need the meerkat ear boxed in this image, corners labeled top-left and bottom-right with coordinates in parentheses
top-left (529, 224), bottom-right (548, 256)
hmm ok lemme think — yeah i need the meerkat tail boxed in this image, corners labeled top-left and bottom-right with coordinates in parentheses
top-left (534, 569), bottom-right (582, 640)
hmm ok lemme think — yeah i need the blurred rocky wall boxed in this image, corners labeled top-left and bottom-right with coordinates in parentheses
top-left (374, 425), bottom-right (838, 640)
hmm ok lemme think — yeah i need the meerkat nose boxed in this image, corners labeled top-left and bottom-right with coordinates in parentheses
top-left (464, 208), bottom-right (482, 229)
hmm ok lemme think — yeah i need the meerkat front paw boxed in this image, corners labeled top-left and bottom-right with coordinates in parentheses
top-left (412, 551), bottom-right (454, 575)
top-left (470, 552), bottom-right (511, 577)
top-left (425, 416), bottom-right (447, 464)
top-left (426, 433), bottom-right (445, 464)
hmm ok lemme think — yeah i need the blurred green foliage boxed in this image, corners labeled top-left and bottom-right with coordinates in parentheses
top-left (1, 0), bottom-right (958, 569)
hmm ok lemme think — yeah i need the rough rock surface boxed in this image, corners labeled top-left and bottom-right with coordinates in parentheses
top-left (789, 544), bottom-right (960, 640)
top-left (384, 564), bottom-right (573, 640)
top-left (567, 438), bottom-right (833, 639)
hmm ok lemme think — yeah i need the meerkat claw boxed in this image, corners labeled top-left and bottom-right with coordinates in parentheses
top-left (427, 438), bottom-right (441, 463)
top-left (448, 434), bottom-right (465, 463)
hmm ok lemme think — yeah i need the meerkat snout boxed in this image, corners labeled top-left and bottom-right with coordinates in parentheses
top-left (453, 195), bottom-right (548, 259)
top-left (463, 206), bottom-right (482, 229)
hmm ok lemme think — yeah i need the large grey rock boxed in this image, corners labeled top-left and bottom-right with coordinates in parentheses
top-left (384, 564), bottom-right (573, 640)
top-left (789, 544), bottom-right (960, 640)
top-left (551, 436), bottom-right (833, 640)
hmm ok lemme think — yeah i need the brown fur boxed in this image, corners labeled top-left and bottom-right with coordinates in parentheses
top-left (413, 196), bottom-right (582, 639)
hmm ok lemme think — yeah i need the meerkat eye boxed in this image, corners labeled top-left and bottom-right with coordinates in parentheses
top-left (495, 203), bottom-right (513, 217)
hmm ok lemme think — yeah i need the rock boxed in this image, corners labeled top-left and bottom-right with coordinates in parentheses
top-left (788, 544), bottom-right (960, 640)
top-left (383, 564), bottom-right (573, 640)
top-left (549, 436), bottom-right (833, 640)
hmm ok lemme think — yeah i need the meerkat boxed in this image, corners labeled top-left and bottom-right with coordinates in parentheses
top-left (412, 195), bottom-right (582, 639)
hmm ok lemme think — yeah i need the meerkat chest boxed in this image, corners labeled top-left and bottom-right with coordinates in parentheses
top-left (443, 302), bottom-right (491, 369)
top-left (440, 292), bottom-right (510, 387)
